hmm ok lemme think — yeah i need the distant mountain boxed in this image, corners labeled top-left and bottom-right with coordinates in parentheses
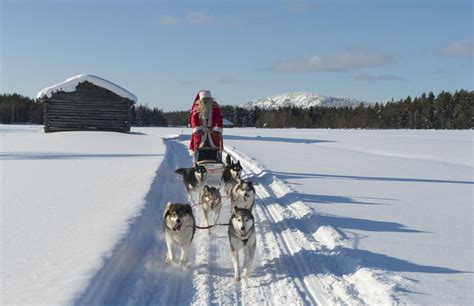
top-left (240, 92), bottom-right (367, 109)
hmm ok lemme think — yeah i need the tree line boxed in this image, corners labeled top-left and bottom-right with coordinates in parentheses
top-left (0, 94), bottom-right (168, 127)
top-left (163, 90), bottom-right (473, 129)
top-left (1, 90), bottom-right (472, 129)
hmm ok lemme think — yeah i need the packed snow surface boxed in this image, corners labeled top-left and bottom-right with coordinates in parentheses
top-left (36, 74), bottom-right (137, 102)
top-left (1, 125), bottom-right (472, 305)
top-left (241, 92), bottom-right (367, 109)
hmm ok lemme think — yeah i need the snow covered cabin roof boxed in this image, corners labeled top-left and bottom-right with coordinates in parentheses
top-left (37, 74), bottom-right (137, 103)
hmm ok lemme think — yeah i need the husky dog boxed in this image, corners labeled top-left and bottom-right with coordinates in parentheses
top-left (221, 154), bottom-right (243, 196)
top-left (163, 202), bottom-right (196, 265)
top-left (228, 207), bottom-right (256, 281)
top-left (230, 178), bottom-right (256, 211)
top-left (175, 163), bottom-right (208, 203)
top-left (200, 185), bottom-right (222, 234)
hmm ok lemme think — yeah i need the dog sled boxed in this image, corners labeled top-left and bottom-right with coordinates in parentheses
top-left (194, 130), bottom-right (224, 187)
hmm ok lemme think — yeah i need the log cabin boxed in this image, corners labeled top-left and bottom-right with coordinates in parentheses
top-left (37, 74), bottom-right (137, 133)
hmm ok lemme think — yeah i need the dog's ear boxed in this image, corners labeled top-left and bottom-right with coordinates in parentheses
top-left (204, 185), bottom-right (210, 192)
top-left (237, 160), bottom-right (241, 166)
top-left (232, 205), bottom-right (240, 214)
top-left (183, 204), bottom-right (193, 214)
top-left (193, 162), bottom-right (198, 169)
top-left (226, 154), bottom-right (231, 166)
top-left (163, 201), bottom-right (172, 218)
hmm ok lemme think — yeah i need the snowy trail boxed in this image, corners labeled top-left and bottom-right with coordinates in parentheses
top-left (75, 138), bottom-right (193, 305)
top-left (75, 136), bottom-right (397, 305)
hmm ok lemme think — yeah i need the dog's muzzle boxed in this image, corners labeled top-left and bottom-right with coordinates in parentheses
top-left (173, 221), bottom-right (182, 231)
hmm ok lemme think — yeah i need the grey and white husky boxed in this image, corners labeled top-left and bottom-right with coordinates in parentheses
top-left (221, 154), bottom-right (243, 196)
top-left (175, 163), bottom-right (208, 203)
top-left (200, 185), bottom-right (222, 234)
top-left (163, 202), bottom-right (196, 265)
top-left (230, 178), bottom-right (256, 211)
top-left (228, 207), bottom-right (256, 281)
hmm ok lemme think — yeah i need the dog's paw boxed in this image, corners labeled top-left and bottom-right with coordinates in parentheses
top-left (165, 257), bottom-right (172, 264)
top-left (234, 275), bottom-right (241, 282)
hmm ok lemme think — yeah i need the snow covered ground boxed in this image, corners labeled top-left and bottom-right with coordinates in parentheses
top-left (1, 125), bottom-right (472, 305)
top-left (222, 128), bottom-right (473, 305)
top-left (1, 125), bottom-right (169, 305)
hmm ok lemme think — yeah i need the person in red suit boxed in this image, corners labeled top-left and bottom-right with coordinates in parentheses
top-left (189, 90), bottom-right (223, 159)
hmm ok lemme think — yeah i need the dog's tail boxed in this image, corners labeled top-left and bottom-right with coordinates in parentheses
top-left (226, 154), bottom-right (232, 166)
top-left (175, 168), bottom-right (186, 175)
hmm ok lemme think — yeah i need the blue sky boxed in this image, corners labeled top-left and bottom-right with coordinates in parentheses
top-left (1, 0), bottom-right (472, 111)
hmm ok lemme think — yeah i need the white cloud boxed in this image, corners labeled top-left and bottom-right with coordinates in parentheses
top-left (354, 74), bottom-right (405, 82)
top-left (272, 48), bottom-right (395, 72)
top-left (440, 40), bottom-right (474, 58)
top-left (159, 16), bottom-right (179, 25)
top-left (186, 12), bottom-right (214, 24)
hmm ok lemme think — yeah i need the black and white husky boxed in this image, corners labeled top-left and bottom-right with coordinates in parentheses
top-left (200, 185), bottom-right (222, 234)
top-left (163, 202), bottom-right (196, 265)
top-left (221, 154), bottom-right (243, 196)
top-left (228, 207), bottom-right (256, 281)
top-left (175, 163), bottom-right (208, 203)
top-left (230, 178), bottom-right (256, 211)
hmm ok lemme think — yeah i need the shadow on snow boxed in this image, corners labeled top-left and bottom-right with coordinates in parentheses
top-left (272, 170), bottom-right (474, 185)
top-left (0, 152), bottom-right (163, 160)
top-left (224, 134), bottom-right (335, 144)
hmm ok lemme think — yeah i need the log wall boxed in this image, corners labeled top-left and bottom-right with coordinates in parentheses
top-left (43, 81), bottom-right (133, 133)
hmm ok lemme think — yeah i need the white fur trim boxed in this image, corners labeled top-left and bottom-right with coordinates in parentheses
top-left (212, 126), bottom-right (223, 134)
top-left (199, 90), bottom-right (212, 99)
top-left (192, 126), bottom-right (203, 134)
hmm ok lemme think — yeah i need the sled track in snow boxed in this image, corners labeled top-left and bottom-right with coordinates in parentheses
top-left (75, 136), bottom-right (397, 305)
top-left (75, 139), bottom-right (194, 305)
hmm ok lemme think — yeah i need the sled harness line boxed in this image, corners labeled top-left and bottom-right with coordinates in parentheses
top-left (190, 195), bottom-right (230, 208)
top-left (190, 223), bottom-right (230, 230)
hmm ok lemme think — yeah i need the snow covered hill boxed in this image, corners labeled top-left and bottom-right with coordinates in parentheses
top-left (240, 92), bottom-right (367, 109)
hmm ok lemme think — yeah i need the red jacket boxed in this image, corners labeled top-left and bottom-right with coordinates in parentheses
top-left (189, 94), bottom-right (223, 152)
